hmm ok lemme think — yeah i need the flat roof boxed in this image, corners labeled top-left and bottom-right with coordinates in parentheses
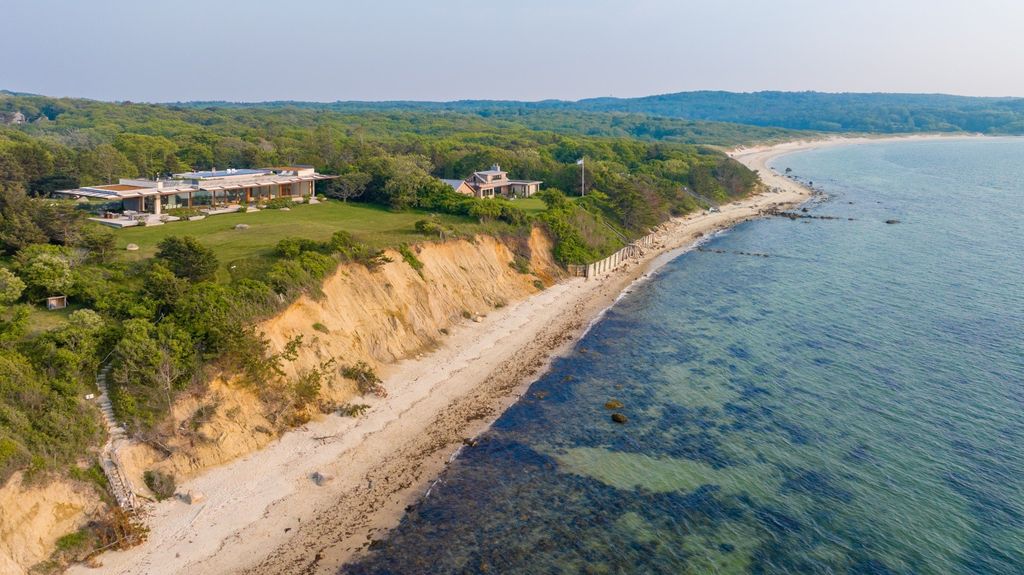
top-left (176, 168), bottom-right (269, 179)
top-left (93, 184), bottom-right (147, 191)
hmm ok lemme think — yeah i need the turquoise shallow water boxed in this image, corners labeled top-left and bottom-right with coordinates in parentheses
top-left (347, 138), bottom-right (1024, 574)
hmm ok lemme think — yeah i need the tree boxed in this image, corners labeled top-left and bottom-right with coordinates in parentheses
top-left (27, 174), bottom-right (78, 198)
top-left (77, 144), bottom-right (136, 184)
top-left (35, 202), bottom-right (87, 246)
top-left (0, 268), bottom-right (25, 305)
top-left (0, 184), bottom-right (47, 254)
top-left (15, 244), bottom-right (73, 297)
top-left (143, 262), bottom-right (187, 314)
top-left (114, 134), bottom-right (183, 178)
top-left (76, 225), bottom-right (116, 262)
top-left (155, 236), bottom-right (219, 282)
top-left (213, 137), bottom-right (260, 168)
top-left (326, 172), bottom-right (370, 202)
top-left (379, 155), bottom-right (432, 210)
top-left (468, 200), bottom-right (502, 223)
top-left (537, 188), bottom-right (571, 210)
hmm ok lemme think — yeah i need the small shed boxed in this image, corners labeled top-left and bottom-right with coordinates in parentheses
top-left (46, 295), bottom-right (67, 310)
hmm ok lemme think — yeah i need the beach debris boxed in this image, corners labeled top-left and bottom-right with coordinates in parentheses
top-left (611, 413), bottom-right (628, 424)
top-left (179, 490), bottom-right (205, 505)
top-left (125, 243), bottom-right (139, 251)
top-left (234, 223), bottom-right (250, 230)
top-left (885, 219), bottom-right (901, 224)
top-left (311, 471), bottom-right (334, 486)
top-left (604, 400), bottom-right (624, 410)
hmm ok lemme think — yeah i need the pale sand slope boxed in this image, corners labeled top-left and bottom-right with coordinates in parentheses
top-left (73, 152), bottom-right (813, 575)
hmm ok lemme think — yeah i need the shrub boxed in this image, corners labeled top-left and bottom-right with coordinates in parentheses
top-left (55, 528), bottom-right (90, 552)
top-left (337, 403), bottom-right (370, 417)
top-left (312, 322), bottom-right (329, 334)
top-left (143, 469), bottom-right (176, 501)
top-left (340, 361), bottom-right (386, 397)
top-left (292, 369), bottom-right (323, 408)
top-left (415, 218), bottom-right (454, 238)
top-left (509, 255), bottom-right (531, 274)
top-left (328, 230), bottom-right (391, 270)
top-left (261, 198), bottom-right (295, 209)
top-left (155, 236), bottom-right (219, 282)
top-left (275, 237), bottom-right (324, 258)
top-left (468, 200), bottom-right (503, 222)
top-left (398, 244), bottom-right (424, 275)
top-left (166, 207), bottom-right (203, 220)
top-left (327, 230), bottom-right (356, 253)
top-left (0, 267), bottom-right (25, 305)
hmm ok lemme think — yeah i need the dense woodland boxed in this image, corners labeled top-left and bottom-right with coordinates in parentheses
top-left (224, 91), bottom-right (1024, 134)
top-left (0, 92), bottom-right (761, 499)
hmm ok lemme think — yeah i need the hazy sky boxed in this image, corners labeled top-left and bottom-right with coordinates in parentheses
top-left (4, 0), bottom-right (1023, 102)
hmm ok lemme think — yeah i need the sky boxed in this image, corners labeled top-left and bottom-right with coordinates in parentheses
top-left (4, 0), bottom-right (1024, 102)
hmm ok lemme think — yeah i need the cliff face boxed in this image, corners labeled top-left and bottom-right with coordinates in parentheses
top-left (0, 473), bottom-right (100, 575)
top-left (0, 229), bottom-right (559, 573)
top-left (265, 229), bottom-right (557, 377)
top-left (139, 228), bottom-right (560, 479)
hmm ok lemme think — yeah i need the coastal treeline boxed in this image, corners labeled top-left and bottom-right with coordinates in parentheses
top-left (278, 91), bottom-right (1024, 134)
top-left (0, 92), bottom-right (760, 504)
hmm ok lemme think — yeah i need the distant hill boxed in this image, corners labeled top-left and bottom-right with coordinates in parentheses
top-left (179, 91), bottom-right (1024, 135)
top-left (8, 89), bottom-right (1024, 137)
top-left (570, 91), bottom-right (1024, 133)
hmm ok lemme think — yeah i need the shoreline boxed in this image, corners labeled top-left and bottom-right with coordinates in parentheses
top-left (73, 142), bottom-right (818, 575)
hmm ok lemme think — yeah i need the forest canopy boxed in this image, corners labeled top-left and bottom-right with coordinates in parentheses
top-left (0, 91), bottom-right (764, 493)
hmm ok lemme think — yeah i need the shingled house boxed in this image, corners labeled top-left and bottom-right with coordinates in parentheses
top-left (442, 164), bottom-right (541, 199)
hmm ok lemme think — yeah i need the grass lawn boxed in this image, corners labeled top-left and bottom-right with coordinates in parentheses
top-left (510, 197), bottom-right (549, 215)
top-left (113, 200), bottom-right (521, 279)
top-left (24, 305), bottom-right (77, 338)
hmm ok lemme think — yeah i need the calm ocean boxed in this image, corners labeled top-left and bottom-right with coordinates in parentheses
top-left (347, 139), bottom-right (1024, 574)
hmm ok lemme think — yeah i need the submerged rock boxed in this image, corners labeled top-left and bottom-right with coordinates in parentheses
top-left (611, 413), bottom-right (628, 424)
top-left (604, 400), bottom-right (624, 410)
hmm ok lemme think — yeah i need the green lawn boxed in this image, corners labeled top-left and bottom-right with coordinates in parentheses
top-left (113, 200), bottom-right (519, 279)
top-left (24, 305), bottom-right (76, 338)
top-left (510, 197), bottom-right (549, 215)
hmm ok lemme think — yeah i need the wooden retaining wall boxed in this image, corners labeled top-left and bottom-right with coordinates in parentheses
top-left (580, 232), bottom-right (657, 279)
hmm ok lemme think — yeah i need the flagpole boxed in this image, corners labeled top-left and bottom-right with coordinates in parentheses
top-left (580, 157), bottom-right (585, 197)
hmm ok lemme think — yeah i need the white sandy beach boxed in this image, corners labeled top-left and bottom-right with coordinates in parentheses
top-left (71, 140), bottom-right (823, 575)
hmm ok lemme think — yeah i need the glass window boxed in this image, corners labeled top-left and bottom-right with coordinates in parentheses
top-left (192, 190), bottom-right (212, 206)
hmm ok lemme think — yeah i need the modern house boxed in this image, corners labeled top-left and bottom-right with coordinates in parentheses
top-left (442, 165), bottom-right (541, 199)
top-left (55, 166), bottom-right (336, 226)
